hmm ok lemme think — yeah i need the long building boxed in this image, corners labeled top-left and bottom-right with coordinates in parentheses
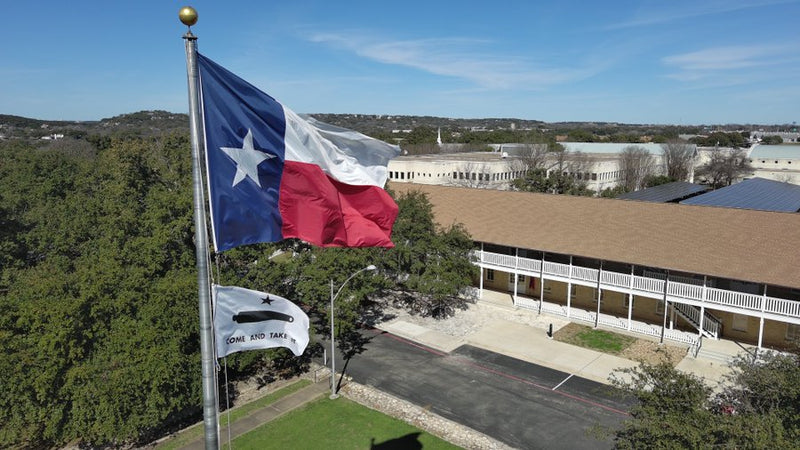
top-left (391, 182), bottom-right (800, 351)
top-left (388, 142), bottom-right (684, 193)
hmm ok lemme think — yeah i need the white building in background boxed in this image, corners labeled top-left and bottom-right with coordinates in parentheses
top-left (388, 142), bottom-right (681, 193)
top-left (747, 145), bottom-right (800, 185)
top-left (387, 152), bottom-right (524, 189)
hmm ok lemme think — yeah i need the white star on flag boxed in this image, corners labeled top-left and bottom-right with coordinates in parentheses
top-left (221, 129), bottom-right (275, 188)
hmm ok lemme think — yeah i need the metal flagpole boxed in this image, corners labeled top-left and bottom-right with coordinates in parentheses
top-left (180, 7), bottom-right (219, 449)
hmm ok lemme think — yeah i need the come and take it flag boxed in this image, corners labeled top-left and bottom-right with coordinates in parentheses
top-left (198, 53), bottom-right (401, 252)
top-left (213, 285), bottom-right (310, 357)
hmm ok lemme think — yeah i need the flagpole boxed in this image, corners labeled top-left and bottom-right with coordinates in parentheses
top-left (180, 7), bottom-right (219, 450)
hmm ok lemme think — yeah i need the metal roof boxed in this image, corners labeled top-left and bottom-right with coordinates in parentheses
top-left (560, 142), bottom-right (671, 155)
top-left (748, 144), bottom-right (800, 160)
top-left (680, 177), bottom-right (800, 212)
top-left (391, 183), bottom-right (800, 289)
top-left (617, 181), bottom-right (710, 203)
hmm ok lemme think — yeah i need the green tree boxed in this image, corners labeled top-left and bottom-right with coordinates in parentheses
top-left (761, 135), bottom-right (784, 145)
top-left (610, 352), bottom-right (800, 449)
top-left (377, 190), bottom-right (477, 317)
top-left (0, 134), bottom-right (199, 447)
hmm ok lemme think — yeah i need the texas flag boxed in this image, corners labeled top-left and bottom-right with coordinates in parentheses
top-left (197, 53), bottom-right (400, 251)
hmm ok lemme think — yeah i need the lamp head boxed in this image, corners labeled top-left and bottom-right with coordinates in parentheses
top-left (365, 265), bottom-right (377, 271)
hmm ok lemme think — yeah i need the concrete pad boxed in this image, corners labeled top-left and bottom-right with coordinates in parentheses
top-left (378, 320), bottom-right (429, 339)
top-left (576, 353), bottom-right (638, 385)
top-left (417, 330), bottom-right (465, 353)
top-left (676, 357), bottom-right (734, 390)
top-left (467, 319), bottom-right (605, 379)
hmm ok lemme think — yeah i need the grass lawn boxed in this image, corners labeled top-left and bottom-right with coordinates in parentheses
top-left (156, 379), bottom-right (311, 450)
top-left (555, 323), bottom-right (636, 354)
top-left (228, 396), bottom-right (461, 450)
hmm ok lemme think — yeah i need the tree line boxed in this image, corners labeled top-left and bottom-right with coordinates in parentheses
top-left (0, 134), bottom-right (476, 448)
top-left (611, 351), bottom-right (800, 448)
top-left (507, 137), bottom-right (753, 196)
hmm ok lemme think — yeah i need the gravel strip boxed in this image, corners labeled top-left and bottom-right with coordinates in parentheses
top-left (340, 379), bottom-right (513, 450)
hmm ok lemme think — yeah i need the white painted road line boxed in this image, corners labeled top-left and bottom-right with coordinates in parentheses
top-left (552, 373), bottom-right (574, 390)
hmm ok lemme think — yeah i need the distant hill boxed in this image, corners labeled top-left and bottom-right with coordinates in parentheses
top-left (2, 110), bottom-right (795, 143)
top-left (0, 110), bottom-right (188, 140)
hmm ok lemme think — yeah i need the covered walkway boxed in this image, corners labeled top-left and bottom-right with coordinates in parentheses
top-left (480, 288), bottom-right (703, 354)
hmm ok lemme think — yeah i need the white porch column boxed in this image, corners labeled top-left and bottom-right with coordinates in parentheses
top-left (566, 256), bottom-right (572, 317)
top-left (539, 252), bottom-right (545, 314)
top-left (670, 307), bottom-right (676, 330)
top-left (627, 265), bottom-right (634, 331)
top-left (758, 285), bottom-right (767, 352)
top-left (479, 267), bottom-right (484, 298)
top-left (660, 272), bottom-right (670, 344)
top-left (479, 243), bottom-right (485, 298)
top-left (698, 276), bottom-right (707, 340)
top-left (513, 272), bottom-right (518, 306)
top-left (513, 248), bottom-right (519, 307)
top-left (594, 261), bottom-right (603, 329)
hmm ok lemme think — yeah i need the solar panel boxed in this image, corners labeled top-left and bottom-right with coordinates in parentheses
top-left (617, 181), bottom-right (709, 203)
top-left (680, 178), bottom-right (800, 212)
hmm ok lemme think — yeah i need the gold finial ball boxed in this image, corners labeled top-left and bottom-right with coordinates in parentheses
top-left (179, 6), bottom-right (198, 27)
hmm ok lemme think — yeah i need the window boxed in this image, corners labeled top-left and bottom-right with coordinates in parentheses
top-left (518, 275), bottom-right (525, 282)
top-left (453, 172), bottom-right (457, 179)
top-left (570, 285), bottom-right (577, 299)
top-left (486, 269), bottom-right (495, 281)
top-left (623, 295), bottom-right (633, 308)
top-left (655, 300), bottom-right (664, 315)
top-left (787, 324), bottom-right (800, 342)
top-left (732, 314), bottom-right (748, 332)
top-left (596, 289), bottom-right (605, 305)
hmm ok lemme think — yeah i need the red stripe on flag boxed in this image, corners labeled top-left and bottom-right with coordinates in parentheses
top-left (279, 160), bottom-right (397, 247)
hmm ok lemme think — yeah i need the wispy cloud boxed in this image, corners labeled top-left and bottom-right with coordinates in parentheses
top-left (662, 44), bottom-right (799, 83)
top-left (307, 32), bottom-right (603, 89)
top-left (605, 0), bottom-right (797, 29)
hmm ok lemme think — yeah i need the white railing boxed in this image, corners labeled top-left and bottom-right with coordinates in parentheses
top-left (673, 302), bottom-right (721, 338)
top-left (633, 277), bottom-right (665, 294)
top-left (518, 258), bottom-right (541, 273)
top-left (543, 261), bottom-right (570, 278)
top-left (664, 328), bottom-right (698, 345)
top-left (602, 271), bottom-right (630, 289)
top-left (477, 250), bottom-right (800, 320)
top-left (482, 252), bottom-right (516, 268)
top-left (523, 297), bottom-right (699, 346)
top-left (707, 287), bottom-right (761, 310)
top-left (571, 266), bottom-right (598, 283)
top-left (668, 282), bottom-right (703, 301)
top-left (644, 270), bottom-right (704, 286)
top-left (767, 297), bottom-right (800, 317)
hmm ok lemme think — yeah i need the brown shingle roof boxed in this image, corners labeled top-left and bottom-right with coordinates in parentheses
top-left (391, 183), bottom-right (800, 290)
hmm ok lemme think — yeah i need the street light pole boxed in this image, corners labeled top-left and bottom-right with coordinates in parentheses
top-left (330, 265), bottom-right (377, 399)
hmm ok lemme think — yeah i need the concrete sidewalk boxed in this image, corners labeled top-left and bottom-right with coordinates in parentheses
top-left (170, 379), bottom-right (329, 450)
top-left (376, 297), bottom-right (744, 387)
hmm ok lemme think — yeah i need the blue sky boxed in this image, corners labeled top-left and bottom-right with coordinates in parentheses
top-left (1, 0), bottom-right (798, 124)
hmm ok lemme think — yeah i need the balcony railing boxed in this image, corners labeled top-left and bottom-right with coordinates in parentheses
top-left (476, 250), bottom-right (800, 321)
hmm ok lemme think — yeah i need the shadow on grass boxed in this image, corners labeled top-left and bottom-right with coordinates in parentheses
top-left (370, 432), bottom-right (423, 449)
